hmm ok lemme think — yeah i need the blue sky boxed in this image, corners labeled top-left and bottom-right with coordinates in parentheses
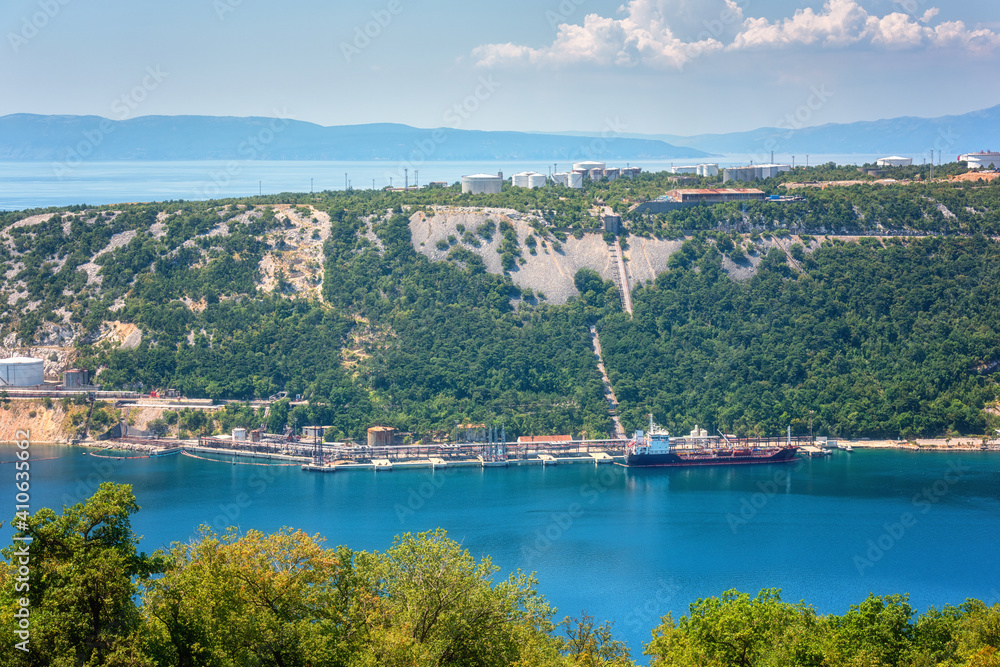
top-left (2, 0), bottom-right (998, 135)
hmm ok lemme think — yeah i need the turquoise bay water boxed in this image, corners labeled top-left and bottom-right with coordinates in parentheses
top-left (2, 446), bottom-right (999, 655)
top-left (0, 155), bottom-right (882, 210)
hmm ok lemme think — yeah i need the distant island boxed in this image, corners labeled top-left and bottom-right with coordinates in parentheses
top-left (0, 114), bottom-right (709, 162)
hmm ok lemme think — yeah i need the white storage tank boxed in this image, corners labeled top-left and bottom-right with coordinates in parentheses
top-left (573, 161), bottom-right (606, 172)
top-left (876, 156), bottom-right (913, 167)
top-left (0, 357), bottom-right (45, 387)
top-left (552, 172), bottom-right (570, 187)
top-left (513, 172), bottom-right (548, 189)
top-left (462, 174), bottom-right (503, 194)
top-left (568, 172), bottom-right (585, 189)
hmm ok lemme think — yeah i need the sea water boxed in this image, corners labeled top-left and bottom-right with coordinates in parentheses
top-left (2, 445), bottom-right (998, 656)
top-left (0, 156), bottom-right (881, 210)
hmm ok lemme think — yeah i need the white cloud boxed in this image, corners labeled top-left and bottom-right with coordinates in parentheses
top-left (729, 1), bottom-right (1000, 54)
top-left (472, 0), bottom-right (1000, 69)
top-left (731, 0), bottom-right (871, 49)
top-left (472, 0), bottom-right (730, 70)
top-left (920, 8), bottom-right (940, 24)
top-left (867, 12), bottom-right (926, 48)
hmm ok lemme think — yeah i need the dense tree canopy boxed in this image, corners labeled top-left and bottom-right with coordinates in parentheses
top-left (599, 235), bottom-right (1000, 438)
top-left (3, 168), bottom-right (1000, 440)
top-left (2, 486), bottom-right (999, 666)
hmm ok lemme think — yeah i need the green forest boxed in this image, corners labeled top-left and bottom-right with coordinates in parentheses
top-left (2, 485), bottom-right (999, 666)
top-left (2, 166), bottom-right (1000, 440)
top-left (599, 234), bottom-right (1000, 438)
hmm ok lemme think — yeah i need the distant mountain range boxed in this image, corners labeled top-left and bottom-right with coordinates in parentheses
top-left (0, 114), bottom-right (709, 162)
top-left (622, 104), bottom-right (1000, 157)
top-left (4, 105), bottom-right (997, 163)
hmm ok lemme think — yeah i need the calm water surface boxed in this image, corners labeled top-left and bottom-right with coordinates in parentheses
top-left (0, 155), bottom-right (884, 210)
top-left (2, 445), bottom-right (998, 655)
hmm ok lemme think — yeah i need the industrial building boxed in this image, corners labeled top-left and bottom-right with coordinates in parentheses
top-left (512, 172), bottom-right (547, 189)
top-left (569, 162), bottom-right (641, 182)
top-left (671, 163), bottom-right (720, 177)
top-left (603, 213), bottom-right (623, 235)
top-left (367, 426), bottom-right (397, 447)
top-left (959, 151), bottom-right (1000, 170)
top-left (633, 188), bottom-right (766, 214)
top-left (63, 368), bottom-right (90, 389)
top-left (664, 188), bottom-right (766, 204)
top-left (461, 173), bottom-right (503, 194)
top-left (0, 357), bottom-right (44, 387)
top-left (302, 426), bottom-right (330, 441)
top-left (723, 164), bottom-right (791, 183)
top-left (877, 156), bottom-right (913, 167)
top-left (517, 435), bottom-right (572, 444)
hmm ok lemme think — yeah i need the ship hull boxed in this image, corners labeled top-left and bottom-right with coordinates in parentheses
top-left (625, 447), bottom-right (798, 468)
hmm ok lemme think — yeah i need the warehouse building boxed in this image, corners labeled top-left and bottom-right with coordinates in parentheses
top-left (634, 188), bottom-right (766, 214)
top-left (959, 151), bottom-right (1000, 170)
top-left (664, 188), bottom-right (766, 204)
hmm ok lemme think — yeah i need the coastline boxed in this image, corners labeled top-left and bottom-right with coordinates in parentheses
top-left (844, 437), bottom-right (1000, 452)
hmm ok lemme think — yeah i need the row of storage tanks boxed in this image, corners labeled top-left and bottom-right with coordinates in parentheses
top-left (462, 162), bottom-right (639, 194)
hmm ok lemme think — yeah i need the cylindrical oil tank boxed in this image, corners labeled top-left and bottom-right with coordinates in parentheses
top-left (568, 172), bottom-right (584, 189)
top-left (233, 428), bottom-right (247, 442)
top-left (512, 172), bottom-right (531, 188)
top-left (368, 426), bottom-right (396, 447)
top-left (552, 173), bottom-right (570, 186)
top-left (0, 357), bottom-right (44, 387)
top-left (527, 173), bottom-right (547, 189)
top-left (462, 174), bottom-right (503, 194)
top-left (573, 161), bottom-right (606, 172)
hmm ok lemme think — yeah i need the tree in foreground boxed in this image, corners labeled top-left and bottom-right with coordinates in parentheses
top-left (0, 483), bottom-right (160, 666)
top-left (645, 588), bottom-right (1000, 667)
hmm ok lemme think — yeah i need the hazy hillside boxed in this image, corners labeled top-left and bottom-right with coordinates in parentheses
top-left (0, 114), bottom-right (709, 162)
top-left (619, 104), bottom-right (1000, 156)
top-left (2, 170), bottom-right (999, 439)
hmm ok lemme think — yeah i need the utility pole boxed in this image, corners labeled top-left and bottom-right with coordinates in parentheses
top-left (809, 410), bottom-right (815, 444)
